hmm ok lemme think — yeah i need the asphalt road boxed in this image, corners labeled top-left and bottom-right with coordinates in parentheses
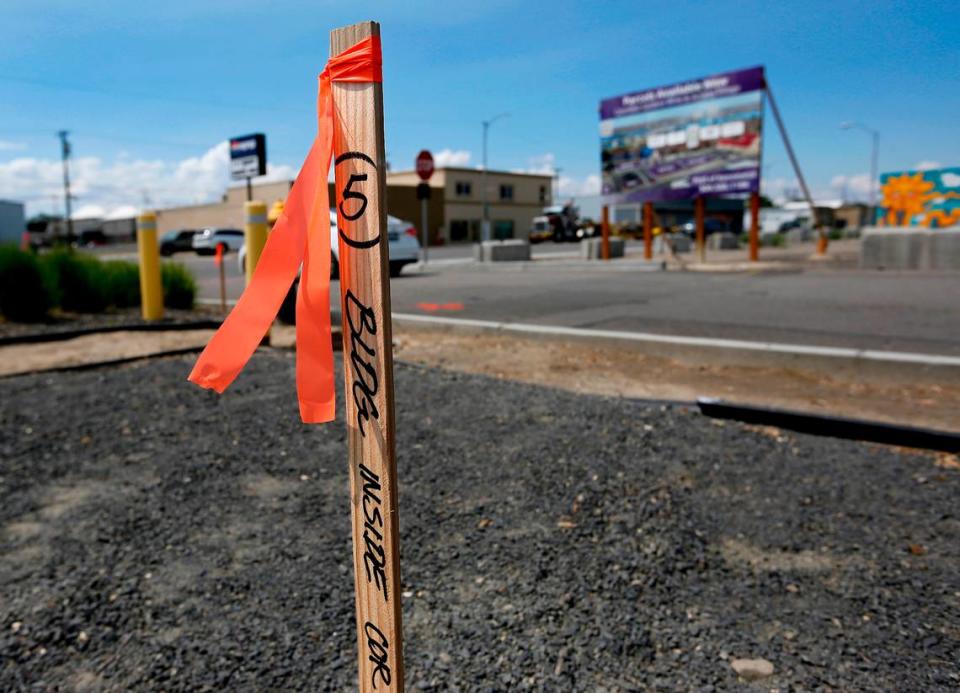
top-left (161, 247), bottom-right (960, 357)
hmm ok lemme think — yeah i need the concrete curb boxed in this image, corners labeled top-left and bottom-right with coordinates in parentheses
top-left (392, 313), bottom-right (960, 371)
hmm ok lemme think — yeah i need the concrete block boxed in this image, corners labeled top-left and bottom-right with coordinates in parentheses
top-left (928, 228), bottom-right (960, 270)
top-left (667, 234), bottom-right (692, 253)
top-left (860, 227), bottom-right (928, 270)
top-left (707, 231), bottom-right (739, 250)
top-left (580, 237), bottom-right (625, 259)
top-left (481, 239), bottom-right (530, 262)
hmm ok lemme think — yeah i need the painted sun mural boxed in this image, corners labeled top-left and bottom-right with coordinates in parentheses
top-left (878, 167), bottom-right (960, 228)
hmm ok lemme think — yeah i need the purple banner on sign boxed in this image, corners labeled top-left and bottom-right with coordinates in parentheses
top-left (600, 66), bottom-right (765, 120)
top-left (600, 66), bottom-right (765, 205)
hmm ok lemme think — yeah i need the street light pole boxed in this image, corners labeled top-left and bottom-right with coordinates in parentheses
top-left (481, 112), bottom-right (509, 244)
top-left (840, 121), bottom-right (880, 225)
top-left (58, 130), bottom-right (73, 242)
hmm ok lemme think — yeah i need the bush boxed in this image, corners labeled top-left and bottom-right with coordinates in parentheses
top-left (0, 244), bottom-right (55, 322)
top-left (161, 262), bottom-right (196, 309)
top-left (41, 248), bottom-right (110, 313)
top-left (103, 260), bottom-right (141, 308)
top-left (828, 228), bottom-right (844, 241)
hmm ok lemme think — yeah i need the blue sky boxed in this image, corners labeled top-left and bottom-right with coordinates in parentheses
top-left (1, 0), bottom-right (958, 216)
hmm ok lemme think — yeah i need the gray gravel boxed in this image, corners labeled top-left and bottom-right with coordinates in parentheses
top-left (1, 351), bottom-right (958, 690)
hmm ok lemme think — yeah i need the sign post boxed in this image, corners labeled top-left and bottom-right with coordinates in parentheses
top-left (643, 202), bottom-right (653, 260)
top-left (749, 192), bottom-right (760, 262)
top-left (330, 21), bottom-right (405, 693)
top-left (416, 150), bottom-right (434, 265)
top-left (695, 196), bottom-right (706, 263)
top-left (601, 205), bottom-right (610, 260)
top-left (214, 242), bottom-right (226, 314)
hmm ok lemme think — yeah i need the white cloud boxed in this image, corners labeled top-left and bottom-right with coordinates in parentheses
top-left (526, 153), bottom-right (556, 175)
top-left (0, 141), bottom-right (296, 217)
top-left (914, 160), bottom-right (942, 171)
top-left (830, 172), bottom-right (875, 202)
top-left (558, 173), bottom-right (600, 198)
top-left (433, 148), bottom-right (471, 167)
top-left (72, 204), bottom-right (106, 220)
top-left (0, 140), bottom-right (27, 152)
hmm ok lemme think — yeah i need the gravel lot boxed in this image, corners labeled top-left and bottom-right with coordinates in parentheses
top-left (1, 351), bottom-right (958, 690)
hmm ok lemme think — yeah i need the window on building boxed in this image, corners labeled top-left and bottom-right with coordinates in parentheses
top-left (499, 184), bottom-right (514, 201)
top-left (539, 185), bottom-right (547, 203)
top-left (455, 181), bottom-right (472, 197)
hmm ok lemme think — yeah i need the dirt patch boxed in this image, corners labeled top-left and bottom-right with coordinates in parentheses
top-left (393, 327), bottom-right (960, 432)
top-left (0, 329), bottom-right (215, 376)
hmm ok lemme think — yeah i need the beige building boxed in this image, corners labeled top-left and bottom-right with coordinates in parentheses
top-left (387, 167), bottom-right (552, 243)
top-left (154, 167), bottom-right (553, 245)
top-left (155, 180), bottom-right (293, 235)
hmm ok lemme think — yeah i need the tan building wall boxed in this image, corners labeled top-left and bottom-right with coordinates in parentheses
top-left (154, 168), bottom-right (551, 244)
top-left (387, 167), bottom-right (552, 243)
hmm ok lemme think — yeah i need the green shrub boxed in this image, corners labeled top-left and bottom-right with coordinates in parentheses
top-left (41, 248), bottom-right (110, 313)
top-left (828, 228), bottom-right (844, 241)
top-left (161, 262), bottom-right (196, 309)
top-left (103, 260), bottom-right (141, 308)
top-left (770, 234), bottom-right (786, 247)
top-left (0, 244), bottom-right (55, 322)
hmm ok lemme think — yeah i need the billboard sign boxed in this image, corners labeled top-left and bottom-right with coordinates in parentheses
top-left (878, 167), bottom-right (960, 228)
top-left (229, 133), bottom-right (267, 180)
top-left (600, 66), bottom-right (764, 204)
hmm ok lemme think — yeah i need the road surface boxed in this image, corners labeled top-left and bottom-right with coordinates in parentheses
top-left (149, 246), bottom-right (959, 357)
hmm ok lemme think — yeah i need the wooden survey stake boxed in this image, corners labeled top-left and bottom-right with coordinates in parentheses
top-left (330, 21), bottom-right (404, 692)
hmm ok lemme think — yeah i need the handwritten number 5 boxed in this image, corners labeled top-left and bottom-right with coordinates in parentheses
top-left (340, 173), bottom-right (368, 221)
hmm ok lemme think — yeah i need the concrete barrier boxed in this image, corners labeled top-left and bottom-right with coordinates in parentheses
top-left (479, 239), bottom-right (531, 262)
top-left (929, 230), bottom-right (960, 270)
top-left (667, 234), bottom-right (692, 253)
top-left (580, 237), bottom-right (625, 259)
top-left (861, 227), bottom-right (960, 270)
top-left (707, 232), bottom-right (739, 250)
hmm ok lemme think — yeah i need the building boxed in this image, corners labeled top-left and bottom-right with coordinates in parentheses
top-left (0, 199), bottom-right (26, 243)
top-left (386, 167), bottom-right (553, 243)
top-left (153, 167), bottom-right (554, 245)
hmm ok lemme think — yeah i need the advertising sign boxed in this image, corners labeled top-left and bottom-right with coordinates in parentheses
top-left (229, 133), bottom-right (267, 180)
top-left (600, 66), bottom-right (764, 204)
top-left (878, 167), bottom-right (960, 228)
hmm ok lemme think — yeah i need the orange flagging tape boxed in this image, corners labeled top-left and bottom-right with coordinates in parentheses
top-left (188, 35), bottom-right (383, 423)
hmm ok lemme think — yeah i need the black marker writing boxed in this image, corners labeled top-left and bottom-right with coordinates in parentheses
top-left (364, 620), bottom-right (391, 688)
top-left (345, 290), bottom-right (380, 438)
top-left (359, 463), bottom-right (388, 600)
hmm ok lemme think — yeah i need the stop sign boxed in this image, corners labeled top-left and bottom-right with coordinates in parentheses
top-left (416, 150), bottom-right (434, 181)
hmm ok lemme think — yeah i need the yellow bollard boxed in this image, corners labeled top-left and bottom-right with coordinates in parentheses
top-left (244, 201), bottom-right (268, 285)
top-left (245, 200), bottom-right (270, 344)
top-left (136, 211), bottom-right (164, 321)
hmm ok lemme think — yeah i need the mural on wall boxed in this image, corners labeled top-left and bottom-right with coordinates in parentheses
top-left (878, 167), bottom-right (960, 228)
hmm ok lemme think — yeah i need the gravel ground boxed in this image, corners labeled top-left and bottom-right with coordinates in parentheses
top-left (1, 351), bottom-right (958, 691)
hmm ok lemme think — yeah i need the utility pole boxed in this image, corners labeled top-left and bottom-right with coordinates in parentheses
top-left (58, 130), bottom-right (73, 241)
top-left (480, 112), bottom-right (509, 243)
top-left (553, 166), bottom-right (563, 204)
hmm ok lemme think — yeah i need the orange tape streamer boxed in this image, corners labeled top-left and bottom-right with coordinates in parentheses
top-left (188, 35), bottom-right (383, 423)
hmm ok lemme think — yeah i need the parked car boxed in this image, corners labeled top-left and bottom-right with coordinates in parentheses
top-left (159, 229), bottom-right (198, 256)
top-left (72, 229), bottom-right (108, 248)
top-left (192, 228), bottom-right (244, 255)
top-left (237, 212), bottom-right (421, 324)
